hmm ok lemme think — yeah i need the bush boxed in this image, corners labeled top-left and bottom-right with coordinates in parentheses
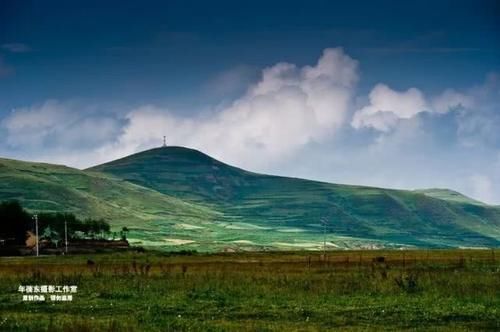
top-left (394, 272), bottom-right (420, 293)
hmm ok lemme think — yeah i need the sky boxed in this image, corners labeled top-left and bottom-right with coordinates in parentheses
top-left (0, 0), bottom-right (499, 204)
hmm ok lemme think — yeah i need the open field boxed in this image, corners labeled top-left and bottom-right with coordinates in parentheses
top-left (0, 249), bottom-right (499, 331)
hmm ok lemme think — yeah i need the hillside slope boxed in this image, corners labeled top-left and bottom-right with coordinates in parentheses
top-left (0, 157), bottom-right (217, 231)
top-left (414, 188), bottom-right (487, 205)
top-left (89, 147), bottom-right (500, 248)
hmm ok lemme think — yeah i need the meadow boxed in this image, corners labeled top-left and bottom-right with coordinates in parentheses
top-left (0, 249), bottom-right (499, 331)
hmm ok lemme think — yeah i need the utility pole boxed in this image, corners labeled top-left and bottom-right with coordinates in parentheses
top-left (324, 220), bottom-right (326, 257)
top-left (321, 216), bottom-right (328, 261)
top-left (64, 220), bottom-right (68, 254)
top-left (33, 214), bottom-right (39, 257)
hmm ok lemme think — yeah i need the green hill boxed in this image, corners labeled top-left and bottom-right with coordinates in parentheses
top-left (414, 188), bottom-right (487, 205)
top-left (88, 147), bottom-right (500, 249)
top-left (1, 147), bottom-right (499, 251)
top-left (0, 157), bottom-right (217, 232)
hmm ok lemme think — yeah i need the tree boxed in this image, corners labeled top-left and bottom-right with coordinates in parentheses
top-left (82, 218), bottom-right (111, 239)
top-left (41, 225), bottom-right (61, 247)
top-left (0, 200), bottom-right (31, 245)
top-left (0, 200), bottom-right (113, 244)
top-left (120, 227), bottom-right (129, 241)
top-left (38, 212), bottom-right (82, 240)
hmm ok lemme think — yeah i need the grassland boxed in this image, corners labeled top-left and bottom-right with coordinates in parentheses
top-left (0, 249), bottom-right (499, 331)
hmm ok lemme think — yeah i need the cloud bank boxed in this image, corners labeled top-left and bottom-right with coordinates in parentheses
top-left (1, 49), bottom-right (499, 204)
top-left (96, 48), bottom-right (359, 168)
top-left (351, 84), bottom-right (474, 132)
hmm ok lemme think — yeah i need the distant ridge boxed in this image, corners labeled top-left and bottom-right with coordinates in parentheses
top-left (87, 146), bottom-right (500, 249)
top-left (415, 188), bottom-right (487, 206)
top-left (1, 147), bottom-right (499, 250)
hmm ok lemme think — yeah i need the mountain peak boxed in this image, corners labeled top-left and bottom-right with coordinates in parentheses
top-left (88, 145), bottom-right (250, 202)
top-left (91, 146), bottom-right (220, 169)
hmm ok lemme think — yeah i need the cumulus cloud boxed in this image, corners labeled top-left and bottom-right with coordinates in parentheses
top-left (454, 74), bottom-right (500, 149)
top-left (1, 48), bottom-right (499, 204)
top-left (351, 84), bottom-right (474, 132)
top-left (352, 84), bottom-right (427, 132)
top-left (1, 48), bottom-right (358, 169)
top-left (343, 73), bottom-right (500, 204)
top-left (1, 100), bottom-right (124, 152)
top-left (431, 89), bottom-right (474, 113)
top-left (202, 64), bottom-right (259, 98)
top-left (98, 48), bottom-right (358, 168)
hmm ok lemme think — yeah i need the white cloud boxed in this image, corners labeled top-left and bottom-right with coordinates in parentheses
top-left (431, 89), bottom-right (474, 113)
top-left (0, 48), bottom-right (358, 169)
top-left (98, 48), bottom-right (359, 168)
top-left (1, 48), bottom-right (499, 204)
top-left (202, 65), bottom-right (258, 98)
top-left (2, 100), bottom-right (73, 147)
top-left (3, 100), bottom-right (70, 130)
top-left (351, 84), bottom-right (427, 132)
top-left (454, 74), bottom-right (500, 149)
top-left (1, 100), bottom-right (123, 151)
top-left (351, 83), bottom-right (477, 132)
top-left (344, 75), bottom-right (500, 204)
top-left (468, 174), bottom-right (495, 205)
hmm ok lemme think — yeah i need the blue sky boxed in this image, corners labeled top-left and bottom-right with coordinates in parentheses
top-left (1, 0), bottom-right (499, 203)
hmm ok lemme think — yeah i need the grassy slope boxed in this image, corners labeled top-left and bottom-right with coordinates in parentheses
top-left (0, 157), bottom-right (217, 232)
top-left (89, 147), bottom-right (500, 248)
top-left (415, 188), bottom-right (487, 205)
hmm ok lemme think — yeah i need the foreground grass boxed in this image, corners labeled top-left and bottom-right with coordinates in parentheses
top-left (0, 249), bottom-right (499, 331)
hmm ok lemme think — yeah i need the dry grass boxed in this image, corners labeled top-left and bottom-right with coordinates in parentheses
top-left (0, 249), bottom-right (499, 331)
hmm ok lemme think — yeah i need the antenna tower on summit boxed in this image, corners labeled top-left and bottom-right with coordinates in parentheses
top-left (163, 136), bottom-right (167, 147)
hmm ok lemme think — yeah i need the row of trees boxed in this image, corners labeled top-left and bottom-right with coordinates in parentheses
top-left (0, 200), bottom-right (126, 245)
top-left (37, 212), bottom-right (112, 246)
top-left (0, 200), bottom-right (31, 245)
